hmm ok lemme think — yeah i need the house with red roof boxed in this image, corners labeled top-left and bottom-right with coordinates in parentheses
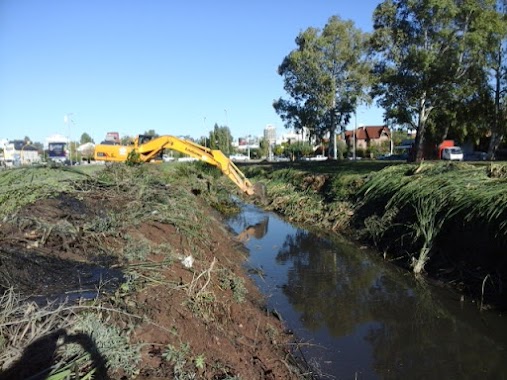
top-left (344, 125), bottom-right (391, 152)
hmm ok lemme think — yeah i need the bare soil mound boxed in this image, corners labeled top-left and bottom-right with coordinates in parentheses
top-left (0, 166), bottom-right (303, 379)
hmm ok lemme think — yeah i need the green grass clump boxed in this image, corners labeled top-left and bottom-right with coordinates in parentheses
top-left (0, 167), bottom-right (89, 218)
top-left (162, 342), bottom-right (210, 378)
top-left (122, 235), bottom-right (153, 261)
top-left (61, 312), bottom-right (140, 377)
top-left (218, 268), bottom-right (247, 303)
top-left (357, 162), bottom-right (507, 272)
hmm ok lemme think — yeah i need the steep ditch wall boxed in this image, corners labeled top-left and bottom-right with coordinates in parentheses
top-left (245, 161), bottom-right (507, 309)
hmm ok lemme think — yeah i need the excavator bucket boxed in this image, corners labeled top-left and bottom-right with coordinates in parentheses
top-left (253, 182), bottom-right (266, 198)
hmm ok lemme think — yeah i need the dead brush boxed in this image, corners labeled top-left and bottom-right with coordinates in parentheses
top-left (0, 288), bottom-right (141, 379)
top-left (186, 257), bottom-right (217, 299)
top-left (184, 257), bottom-right (221, 322)
top-left (61, 312), bottom-right (140, 377)
top-left (0, 167), bottom-right (87, 220)
top-left (0, 288), bottom-right (74, 373)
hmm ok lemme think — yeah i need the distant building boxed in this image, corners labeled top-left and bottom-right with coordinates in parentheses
top-left (275, 127), bottom-right (310, 145)
top-left (264, 125), bottom-right (276, 145)
top-left (344, 126), bottom-right (391, 151)
top-left (235, 135), bottom-right (260, 152)
top-left (0, 139), bottom-right (40, 166)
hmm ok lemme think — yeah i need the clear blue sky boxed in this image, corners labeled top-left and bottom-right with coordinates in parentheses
top-left (0, 0), bottom-right (383, 144)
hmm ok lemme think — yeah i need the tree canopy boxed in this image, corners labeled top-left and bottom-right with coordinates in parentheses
top-left (80, 133), bottom-right (94, 144)
top-left (271, 2), bottom-right (507, 161)
top-left (143, 129), bottom-right (159, 138)
top-left (371, 0), bottom-right (500, 161)
top-left (274, 16), bottom-right (371, 159)
top-left (209, 124), bottom-right (232, 155)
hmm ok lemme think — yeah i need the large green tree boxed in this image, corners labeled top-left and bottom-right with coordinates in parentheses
top-left (80, 133), bottom-right (94, 144)
top-left (371, 0), bottom-right (499, 162)
top-left (209, 123), bottom-right (232, 155)
top-left (284, 141), bottom-right (314, 161)
top-left (484, 1), bottom-right (507, 159)
top-left (143, 129), bottom-right (159, 138)
top-left (274, 16), bottom-right (371, 159)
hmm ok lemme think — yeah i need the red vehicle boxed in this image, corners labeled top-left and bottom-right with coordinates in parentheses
top-left (438, 140), bottom-right (455, 159)
top-left (101, 132), bottom-right (120, 145)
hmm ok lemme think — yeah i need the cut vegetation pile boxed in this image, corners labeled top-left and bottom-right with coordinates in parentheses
top-left (244, 161), bottom-right (507, 309)
top-left (0, 164), bottom-right (303, 379)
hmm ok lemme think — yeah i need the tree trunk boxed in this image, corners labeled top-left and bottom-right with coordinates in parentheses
top-left (332, 126), bottom-right (337, 160)
top-left (488, 48), bottom-right (503, 161)
top-left (410, 97), bottom-right (432, 163)
top-left (412, 125), bottom-right (426, 162)
top-left (487, 132), bottom-right (503, 160)
top-left (408, 93), bottom-right (433, 162)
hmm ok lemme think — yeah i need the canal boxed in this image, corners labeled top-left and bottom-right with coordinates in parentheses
top-left (227, 202), bottom-right (507, 380)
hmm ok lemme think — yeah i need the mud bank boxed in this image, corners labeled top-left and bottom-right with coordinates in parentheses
top-left (0, 165), bottom-right (304, 379)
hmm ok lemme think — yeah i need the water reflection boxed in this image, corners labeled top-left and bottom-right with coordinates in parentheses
top-left (236, 217), bottom-right (269, 242)
top-left (228, 203), bottom-right (507, 380)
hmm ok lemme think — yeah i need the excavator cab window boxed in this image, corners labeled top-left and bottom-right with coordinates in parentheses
top-left (138, 135), bottom-right (155, 145)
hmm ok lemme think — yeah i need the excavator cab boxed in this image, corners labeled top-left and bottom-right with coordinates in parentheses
top-left (136, 135), bottom-right (164, 161)
top-left (137, 135), bottom-right (155, 145)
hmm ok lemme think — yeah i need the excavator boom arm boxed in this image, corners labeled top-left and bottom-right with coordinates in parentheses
top-left (95, 135), bottom-right (255, 195)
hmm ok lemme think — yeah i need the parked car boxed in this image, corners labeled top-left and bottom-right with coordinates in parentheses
top-left (230, 154), bottom-right (249, 162)
top-left (162, 154), bottom-right (175, 162)
top-left (464, 151), bottom-right (488, 161)
top-left (441, 147), bottom-right (464, 161)
top-left (378, 153), bottom-right (408, 161)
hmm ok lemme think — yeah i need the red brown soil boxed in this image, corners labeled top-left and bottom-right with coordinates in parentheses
top-left (0, 190), bottom-right (302, 379)
top-left (131, 220), bottom-right (298, 379)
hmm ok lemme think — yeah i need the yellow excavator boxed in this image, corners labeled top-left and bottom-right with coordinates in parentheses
top-left (94, 134), bottom-right (257, 195)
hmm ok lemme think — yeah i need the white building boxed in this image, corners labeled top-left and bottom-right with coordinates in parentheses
top-left (0, 139), bottom-right (40, 166)
top-left (236, 135), bottom-right (260, 153)
top-left (264, 125), bottom-right (276, 145)
top-left (275, 127), bottom-right (310, 145)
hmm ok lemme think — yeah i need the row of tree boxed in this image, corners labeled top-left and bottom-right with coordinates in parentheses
top-left (274, 0), bottom-right (507, 161)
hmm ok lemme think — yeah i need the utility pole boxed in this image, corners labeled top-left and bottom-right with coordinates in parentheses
top-left (224, 109), bottom-right (229, 155)
top-left (353, 111), bottom-right (357, 160)
top-left (203, 116), bottom-right (207, 148)
top-left (64, 113), bottom-right (76, 165)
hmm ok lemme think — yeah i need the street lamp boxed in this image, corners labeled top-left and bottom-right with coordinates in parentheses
top-left (203, 116), bottom-right (207, 148)
top-left (21, 140), bottom-right (31, 165)
top-left (64, 113), bottom-right (76, 164)
top-left (224, 109), bottom-right (229, 154)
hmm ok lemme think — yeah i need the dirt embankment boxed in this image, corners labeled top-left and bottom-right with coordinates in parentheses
top-left (0, 165), bottom-right (304, 379)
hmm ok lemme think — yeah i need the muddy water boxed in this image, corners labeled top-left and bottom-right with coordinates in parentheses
top-left (227, 203), bottom-right (507, 380)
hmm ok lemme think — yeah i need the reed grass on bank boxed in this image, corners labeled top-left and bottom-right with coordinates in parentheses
top-left (245, 161), bottom-right (507, 278)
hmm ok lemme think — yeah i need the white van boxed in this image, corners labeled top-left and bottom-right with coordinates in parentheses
top-left (441, 147), bottom-right (464, 161)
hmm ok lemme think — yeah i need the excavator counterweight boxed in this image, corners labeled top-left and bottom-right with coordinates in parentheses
top-left (94, 134), bottom-right (256, 195)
